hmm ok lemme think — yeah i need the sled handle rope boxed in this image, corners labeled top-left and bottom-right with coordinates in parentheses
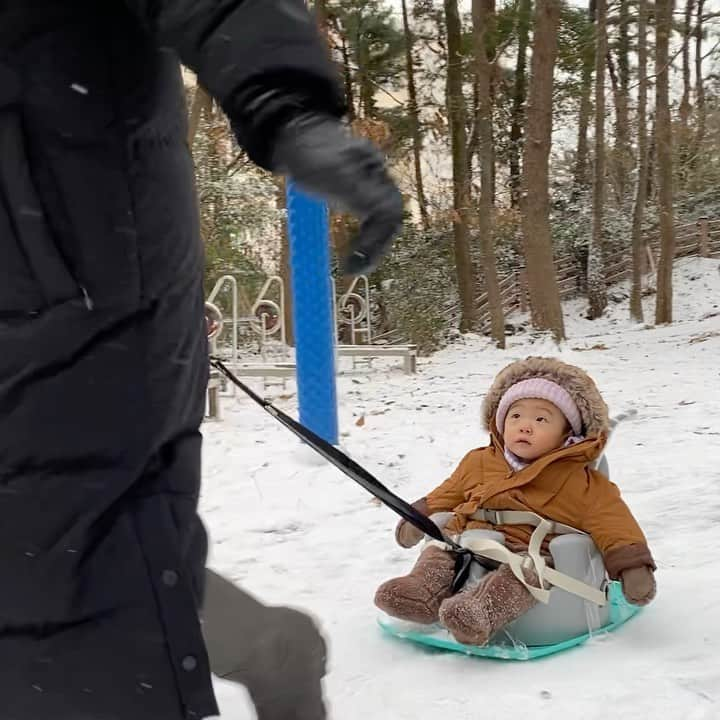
top-left (209, 358), bottom-right (461, 551)
top-left (210, 358), bottom-right (609, 606)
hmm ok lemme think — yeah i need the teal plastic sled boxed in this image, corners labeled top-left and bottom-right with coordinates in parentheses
top-left (378, 581), bottom-right (641, 661)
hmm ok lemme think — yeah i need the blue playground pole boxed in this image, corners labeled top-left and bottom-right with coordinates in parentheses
top-left (286, 181), bottom-right (339, 445)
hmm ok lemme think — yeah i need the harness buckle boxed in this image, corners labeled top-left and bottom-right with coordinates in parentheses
top-left (482, 509), bottom-right (504, 525)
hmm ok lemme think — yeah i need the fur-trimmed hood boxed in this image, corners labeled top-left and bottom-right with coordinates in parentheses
top-left (482, 357), bottom-right (610, 438)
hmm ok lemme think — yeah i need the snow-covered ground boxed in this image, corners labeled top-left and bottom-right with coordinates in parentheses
top-left (202, 256), bottom-right (720, 720)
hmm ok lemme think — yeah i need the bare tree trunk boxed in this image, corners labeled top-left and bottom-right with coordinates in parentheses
top-left (315, 0), bottom-right (327, 25)
top-left (679, 0), bottom-right (695, 130)
top-left (587, 0), bottom-right (607, 320)
top-left (646, 115), bottom-right (656, 202)
top-left (467, 79), bottom-right (480, 178)
top-left (655, 0), bottom-right (676, 325)
top-left (487, 18), bottom-right (497, 207)
top-left (445, 0), bottom-right (477, 332)
top-left (358, 41), bottom-right (375, 118)
top-left (630, 0), bottom-right (648, 323)
top-left (315, 0), bottom-right (330, 49)
top-left (187, 84), bottom-right (212, 148)
top-left (606, 51), bottom-right (623, 205)
top-left (573, 0), bottom-right (596, 194)
top-left (339, 33), bottom-right (356, 121)
top-left (694, 0), bottom-right (706, 151)
top-left (509, 0), bottom-right (532, 208)
top-left (519, 0), bottom-right (565, 341)
top-left (618, 0), bottom-right (630, 129)
top-left (276, 178), bottom-right (295, 345)
top-left (614, 0), bottom-right (631, 203)
top-left (473, 0), bottom-right (505, 347)
top-left (401, 0), bottom-right (429, 231)
top-left (677, 0), bottom-right (695, 187)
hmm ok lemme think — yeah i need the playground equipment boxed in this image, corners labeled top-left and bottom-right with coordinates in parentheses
top-left (336, 275), bottom-right (372, 346)
top-left (205, 275), bottom-right (416, 369)
top-left (204, 301), bottom-right (224, 348)
top-left (205, 300), bottom-right (224, 420)
top-left (211, 271), bottom-right (414, 359)
top-left (203, 183), bottom-right (340, 439)
top-left (206, 275), bottom-right (239, 369)
top-left (207, 273), bottom-right (287, 360)
top-left (203, 274), bottom-right (419, 420)
top-left (204, 272), bottom-right (418, 421)
top-left (338, 343), bottom-right (417, 374)
top-left (250, 275), bottom-right (287, 354)
top-left (286, 181), bottom-right (338, 444)
top-left (334, 275), bottom-right (373, 372)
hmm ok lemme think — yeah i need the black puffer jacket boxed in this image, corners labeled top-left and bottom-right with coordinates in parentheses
top-left (0, 2), bottom-right (343, 718)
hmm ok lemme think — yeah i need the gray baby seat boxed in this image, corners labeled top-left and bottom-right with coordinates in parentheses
top-left (432, 455), bottom-right (611, 647)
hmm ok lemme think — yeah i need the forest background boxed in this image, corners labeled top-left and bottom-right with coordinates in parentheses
top-left (187, 0), bottom-right (720, 352)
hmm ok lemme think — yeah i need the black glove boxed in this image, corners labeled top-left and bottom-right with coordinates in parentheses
top-left (270, 113), bottom-right (403, 276)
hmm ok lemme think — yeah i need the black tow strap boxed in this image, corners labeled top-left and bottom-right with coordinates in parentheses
top-left (209, 358), bottom-right (474, 592)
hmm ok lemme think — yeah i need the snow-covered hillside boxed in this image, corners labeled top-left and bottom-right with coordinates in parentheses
top-left (203, 256), bottom-right (720, 720)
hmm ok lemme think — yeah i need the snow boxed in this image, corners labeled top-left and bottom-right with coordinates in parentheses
top-left (202, 256), bottom-right (720, 720)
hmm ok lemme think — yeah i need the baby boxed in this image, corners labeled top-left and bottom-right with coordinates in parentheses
top-left (375, 357), bottom-right (656, 646)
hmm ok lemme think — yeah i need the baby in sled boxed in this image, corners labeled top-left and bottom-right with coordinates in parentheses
top-left (375, 357), bottom-right (656, 646)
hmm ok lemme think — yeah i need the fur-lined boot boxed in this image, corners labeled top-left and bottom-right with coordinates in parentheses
top-left (438, 562), bottom-right (538, 646)
top-left (374, 545), bottom-right (457, 624)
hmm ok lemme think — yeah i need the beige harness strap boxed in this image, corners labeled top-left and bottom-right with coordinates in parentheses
top-left (452, 509), bottom-right (609, 606)
top-left (470, 508), bottom-right (586, 536)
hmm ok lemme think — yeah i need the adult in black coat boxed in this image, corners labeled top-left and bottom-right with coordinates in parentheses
top-left (0, 1), bottom-right (402, 719)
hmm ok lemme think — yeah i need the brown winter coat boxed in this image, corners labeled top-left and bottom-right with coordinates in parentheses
top-left (421, 357), bottom-right (655, 579)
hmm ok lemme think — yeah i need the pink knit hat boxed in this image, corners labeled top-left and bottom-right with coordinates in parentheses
top-left (495, 378), bottom-right (583, 436)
